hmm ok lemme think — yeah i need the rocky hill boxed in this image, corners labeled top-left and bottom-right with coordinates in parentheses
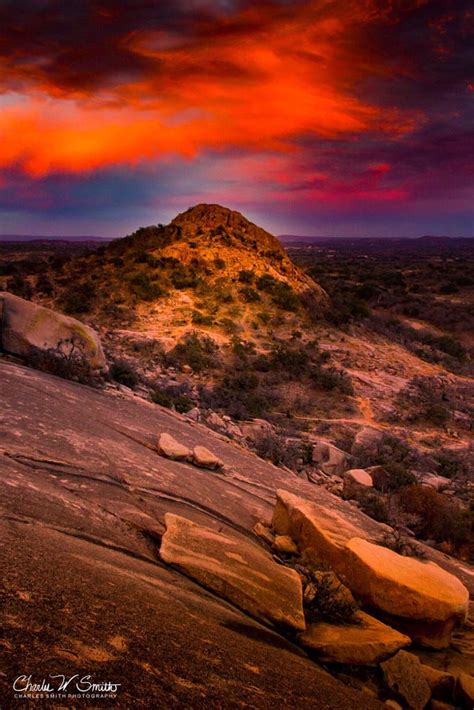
top-left (48, 204), bottom-right (327, 337)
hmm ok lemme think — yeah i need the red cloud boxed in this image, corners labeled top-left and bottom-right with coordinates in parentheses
top-left (0, 1), bottom-right (421, 177)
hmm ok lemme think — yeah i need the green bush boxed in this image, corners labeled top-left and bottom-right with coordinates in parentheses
top-left (398, 484), bottom-right (471, 549)
top-left (61, 281), bottom-right (96, 313)
top-left (151, 387), bottom-right (193, 413)
top-left (240, 287), bottom-right (261, 303)
top-left (109, 359), bottom-right (139, 388)
top-left (238, 269), bottom-right (254, 284)
top-left (27, 337), bottom-right (99, 387)
top-left (129, 272), bottom-right (165, 301)
top-left (168, 332), bottom-right (219, 372)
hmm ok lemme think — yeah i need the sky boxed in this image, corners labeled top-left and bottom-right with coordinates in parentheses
top-left (0, 0), bottom-right (472, 238)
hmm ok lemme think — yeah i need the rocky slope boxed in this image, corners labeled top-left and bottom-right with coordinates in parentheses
top-left (1, 358), bottom-right (473, 707)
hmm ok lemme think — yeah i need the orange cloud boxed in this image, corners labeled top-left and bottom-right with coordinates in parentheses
top-left (0, 1), bottom-right (423, 177)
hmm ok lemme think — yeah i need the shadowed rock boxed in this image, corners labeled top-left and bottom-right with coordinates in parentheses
top-left (381, 651), bottom-right (431, 710)
top-left (160, 513), bottom-right (306, 632)
top-left (300, 611), bottom-right (411, 665)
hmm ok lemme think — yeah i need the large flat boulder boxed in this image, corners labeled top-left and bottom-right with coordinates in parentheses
top-left (311, 440), bottom-right (348, 475)
top-left (299, 611), bottom-right (411, 665)
top-left (0, 291), bottom-right (105, 370)
top-left (345, 538), bottom-right (469, 648)
top-left (160, 513), bottom-right (305, 632)
top-left (273, 490), bottom-right (469, 648)
top-left (272, 489), bottom-right (363, 570)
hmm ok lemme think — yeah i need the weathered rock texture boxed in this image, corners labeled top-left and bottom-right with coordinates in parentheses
top-left (346, 538), bottom-right (469, 648)
top-left (157, 432), bottom-right (191, 460)
top-left (273, 489), bottom-right (469, 648)
top-left (1, 360), bottom-right (471, 707)
top-left (192, 445), bottom-right (223, 469)
top-left (160, 513), bottom-right (305, 632)
top-left (0, 291), bottom-right (105, 369)
top-left (381, 651), bottom-right (431, 710)
top-left (299, 611), bottom-right (410, 665)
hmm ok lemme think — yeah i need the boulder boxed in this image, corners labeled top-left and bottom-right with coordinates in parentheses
top-left (430, 702), bottom-right (455, 710)
top-left (345, 469), bottom-right (373, 487)
top-left (272, 489), bottom-right (363, 570)
top-left (345, 538), bottom-right (469, 648)
top-left (353, 426), bottom-right (384, 452)
top-left (384, 701), bottom-right (403, 710)
top-left (420, 664), bottom-right (454, 700)
top-left (272, 490), bottom-right (469, 648)
top-left (300, 611), bottom-right (410, 665)
top-left (455, 672), bottom-right (474, 709)
top-left (343, 468), bottom-right (373, 498)
top-left (253, 522), bottom-right (274, 546)
top-left (0, 291), bottom-right (105, 370)
top-left (186, 407), bottom-right (201, 421)
top-left (160, 513), bottom-right (305, 632)
top-left (421, 474), bottom-right (451, 491)
top-left (240, 418), bottom-right (274, 441)
top-left (157, 433), bottom-right (191, 461)
top-left (192, 445), bottom-right (223, 470)
top-left (273, 535), bottom-right (298, 555)
top-left (226, 422), bottom-right (243, 438)
top-left (311, 440), bottom-right (348, 475)
top-left (206, 411), bottom-right (226, 429)
top-left (381, 651), bottom-right (431, 710)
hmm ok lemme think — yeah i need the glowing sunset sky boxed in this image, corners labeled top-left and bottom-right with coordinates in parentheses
top-left (1, 0), bottom-right (472, 237)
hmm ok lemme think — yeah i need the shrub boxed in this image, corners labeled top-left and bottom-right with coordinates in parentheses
top-left (26, 337), bottom-right (99, 386)
top-left (129, 272), bottom-right (165, 301)
top-left (311, 366), bottom-right (354, 395)
top-left (167, 332), bottom-right (219, 372)
top-left (201, 377), bottom-right (277, 420)
top-left (238, 270), bottom-right (254, 284)
top-left (170, 265), bottom-right (199, 289)
top-left (269, 344), bottom-right (310, 377)
top-left (358, 491), bottom-right (390, 524)
top-left (240, 287), bottom-right (261, 303)
top-left (109, 359), bottom-right (139, 388)
top-left (256, 273), bottom-right (278, 291)
top-left (151, 386), bottom-right (193, 413)
top-left (398, 484), bottom-right (471, 549)
top-left (253, 432), bottom-right (312, 469)
top-left (436, 450), bottom-right (470, 480)
top-left (373, 462), bottom-right (417, 493)
top-left (7, 274), bottom-right (33, 300)
top-left (61, 281), bottom-right (97, 314)
top-left (36, 273), bottom-right (54, 296)
top-left (304, 573), bottom-right (360, 625)
top-left (192, 310), bottom-right (214, 326)
top-left (271, 282), bottom-right (300, 311)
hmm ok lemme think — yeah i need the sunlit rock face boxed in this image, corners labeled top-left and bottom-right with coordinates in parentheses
top-left (160, 513), bottom-right (306, 632)
top-left (272, 489), bottom-right (469, 648)
top-left (0, 291), bottom-right (106, 370)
